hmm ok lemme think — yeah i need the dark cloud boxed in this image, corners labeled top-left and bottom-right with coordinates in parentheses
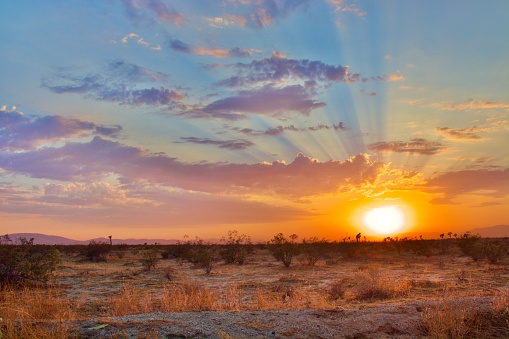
top-left (233, 122), bottom-right (348, 136)
top-left (43, 61), bottom-right (185, 108)
top-left (218, 57), bottom-right (352, 88)
top-left (435, 126), bottom-right (482, 140)
top-left (170, 39), bottom-right (255, 59)
top-left (0, 137), bottom-right (385, 198)
top-left (368, 138), bottom-right (444, 155)
top-left (196, 84), bottom-right (325, 119)
top-left (178, 137), bottom-right (254, 150)
top-left (0, 108), bottom-right (121, 150)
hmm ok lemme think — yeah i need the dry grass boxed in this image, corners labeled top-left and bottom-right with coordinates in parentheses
top-left (0, 287), bottom-right (78, 338)
top-left (420, 289), bottom-right (509, 338)
top-left (2, 242), bottom-right (508, 337)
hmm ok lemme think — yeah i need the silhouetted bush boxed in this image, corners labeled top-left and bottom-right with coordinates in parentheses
top-left (268, 233), bottom-right (300, 267)
top-left (83, 240), bottom-right (112, 262)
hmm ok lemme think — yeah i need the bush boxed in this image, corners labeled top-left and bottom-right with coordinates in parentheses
top-left (456, 233), bottom-right (482, 258)
top-left (482, 240), bottom-right (507, 264)
top-left (301, 237), bottom-right (327, 266)
top-left (0, 244), bottom-right (61, 287)
top-left (220, 230), bottom-right (252, 265)
top-left (140, 247), bottom-right (160, 271)
top-left (268, 233), bottom-right (300, 267)
top-left (83, 240), bottom-right (112, 262)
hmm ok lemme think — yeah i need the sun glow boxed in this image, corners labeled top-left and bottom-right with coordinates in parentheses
top-left (362, 205), bottom-right (405, 235)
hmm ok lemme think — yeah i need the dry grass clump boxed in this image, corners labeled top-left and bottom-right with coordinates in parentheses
top-left (0, 287), bottom-right (77, 339)
top-left (160, 282), bottom-right (219, 312)
top-left (352, 264), bottom-right (412, 301)
top-left (420, 290), bottom-right (509, 338)
top-left (109, 283), bottom-right (155, 316)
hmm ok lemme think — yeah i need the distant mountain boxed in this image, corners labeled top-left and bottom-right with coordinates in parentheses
top-left (4, 233), bottom-right (179, 245)
top-left (468, 225), bottom-right (509, 238)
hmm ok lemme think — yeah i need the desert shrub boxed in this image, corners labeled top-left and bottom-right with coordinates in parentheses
top-left (483, 240), bottom-right (507, 264)
top-left (160, 283), bottom-right (218, 311)
top-left (268, 233), bottom-right (300, 267)
top-left (456, 232), bottom-right (482, 257)
top-left (83, 240), bottom-right (112, 262)
top-left (0, 244), bottom-right (61, 287)
top-left (300, 237), bottom-right (327, 266)
top-left (140, 247), bottom-right (160, 271)
top-left (220, 230), bottom-right (252, 265)
top-left (326, 279), bottom-right (349, 300)
top-left (353, 265), bottom-right (411, 301)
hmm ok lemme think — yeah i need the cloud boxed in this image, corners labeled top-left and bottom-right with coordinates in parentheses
top-left (326, 0), bottom-right (366, 16)
top-left (0, 108), bottom-right (122, 150)
top-left (217, 56), bottom-right (351, 88)
top-left (369, 138), bottom-right (444, 155)
top-left (121, 0), bottom-right (184, 27)
top-left (43, 61), bottom-right (185, 108)
top-left (119, 33), bottom-right (161, 50)
top-left (226, 0), bottom-right (312, 28)
top-left (177, 137), bottom-right (254, 150)
top-left (0, 137), bottom-right (386, 198)
top-left (194, 84), bottom-right (325, 119)
top-left (424, 168), bottom-right (509, 204)
top-left (435, 126), bottom-right (482, 140)
top-left (170, 39), bottom-right (258, 58)
top-left (233, 122), bottom-right (348, 136)
top-left (433, 99), bottom-right (509, 111)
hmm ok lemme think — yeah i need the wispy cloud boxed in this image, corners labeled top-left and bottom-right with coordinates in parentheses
top-left (369, 138), bottom-right (444, 155)
top-left (435, 126), bottom-right (482, 140)
top-left (424, 169), bottom-right (509, 204)
top-left (121, 0), bottom-right (184, 26)
top-left (43, 61), bottom-right (185, 108)
top-left (177, 137), bottom-right (254, 150)
top-left (433, 98), bottom-right (509, 111)
top-left (326, 0), bottom-right (366, 16)
top-left (169, 39), bottom-right (259, 59)
top-left (233, 122), bottom-right (348, 136)
top-left (118, 33), bottom-right (160, 50)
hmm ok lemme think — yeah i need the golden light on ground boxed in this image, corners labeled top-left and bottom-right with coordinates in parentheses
top-left (362, 205), bottom-right (405, 235)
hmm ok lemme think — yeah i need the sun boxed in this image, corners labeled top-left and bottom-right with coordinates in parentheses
top-left (362, 205), bottom-right (405, 235)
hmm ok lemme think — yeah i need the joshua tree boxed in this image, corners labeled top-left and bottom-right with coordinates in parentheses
top-left (440, 233), bottom-right (444, 239)
top-left (448, 232), bottom-right (453, 238)
top-left (355, 233), bottom-right (361, 242)
top-left (108, 235), bottom-right (112, 245)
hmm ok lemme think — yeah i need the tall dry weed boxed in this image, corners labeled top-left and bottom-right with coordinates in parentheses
top-left (0, 287), bottom-right (77, 339)
top-left (109, 283), bottom-right (155, 316)
top-left (353, 264), bottom-right (412, 301)
top-left (160, 283), bottom-right (218, 312)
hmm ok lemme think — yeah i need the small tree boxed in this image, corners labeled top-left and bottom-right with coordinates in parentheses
top-left (84, 240), bottom-right (112, 262)
top-left (269, 233), bottom-right (300, 267)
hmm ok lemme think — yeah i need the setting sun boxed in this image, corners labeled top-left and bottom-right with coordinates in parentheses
top-left (362, 205), bottom-right (405, 235)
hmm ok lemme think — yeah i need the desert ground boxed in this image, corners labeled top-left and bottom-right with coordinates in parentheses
top-left (1, 237), bottom-right (508, 338)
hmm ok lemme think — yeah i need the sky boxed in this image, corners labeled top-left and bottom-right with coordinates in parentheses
top-left (1, 0), bottom-right (508, 241)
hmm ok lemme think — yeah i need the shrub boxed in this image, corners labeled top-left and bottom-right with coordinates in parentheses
top-left (483, 240), bottom-right (507, 264)
top-left (301, 237), bottom-right (327, 266)
top-left (83, 240), bottom-right (112, 262)
top-left (268, 233), bottom-right (300, 267)
top-left (220, 230), bottom-right (252, 265)
top-left (353, 265), bottom-right (411, 301)
top-left (0, 244), bottom-right (61, 287)
top-left (140, 247), bottom-right (160, 271)
top-left (456, 232), bottom-right (482, 257)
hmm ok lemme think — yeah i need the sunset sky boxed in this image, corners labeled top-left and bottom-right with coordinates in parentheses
top-left (1, 1), bottom-right (508, 241)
